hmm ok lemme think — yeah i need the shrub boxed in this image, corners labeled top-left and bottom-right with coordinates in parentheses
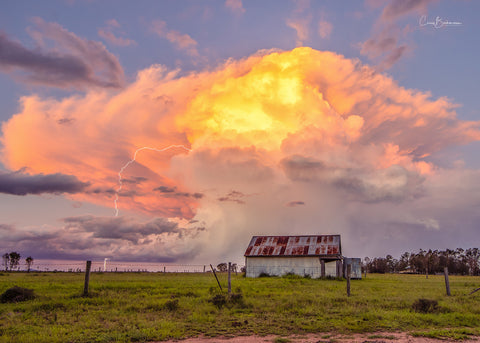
top-left (1, 286), bottom-right (35, 303)
top-left (412, 298), bottom-right (439, 313)
top-left (209, 292), bottom-right (245, 309)
top-left (164, 299), bottom-right (179, 311)
top-left (209, 294), bottom-right (227, 309)
top-left (229, 293), bottom-right (244, 307)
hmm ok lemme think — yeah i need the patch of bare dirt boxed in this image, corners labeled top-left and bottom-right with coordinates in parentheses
top-left (155, 332), bottom-right (480, 343)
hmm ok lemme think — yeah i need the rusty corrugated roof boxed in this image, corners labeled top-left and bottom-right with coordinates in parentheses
top-left (244, 235), bottom-right (341, 257)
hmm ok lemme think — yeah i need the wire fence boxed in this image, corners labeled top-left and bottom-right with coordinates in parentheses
top-left (2, 260), bottom-right (244, 273)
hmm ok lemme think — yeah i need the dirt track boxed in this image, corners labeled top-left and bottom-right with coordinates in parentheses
top-left (158, 332), bottom-right (480, 343)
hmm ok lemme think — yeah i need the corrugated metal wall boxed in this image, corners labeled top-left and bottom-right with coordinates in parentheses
top-left (245, 257), bottom-right (338, 278)
top-left (344, 257), bottom-right (362, 279)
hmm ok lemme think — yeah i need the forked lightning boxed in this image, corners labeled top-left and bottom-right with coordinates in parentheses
top-left (114, 145), bottom-right (191, 216)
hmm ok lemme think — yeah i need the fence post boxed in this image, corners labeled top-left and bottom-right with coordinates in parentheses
top-left (336, 260), bottom-right (343, 278)
top-left (444, 267), bottom-right (451, 296)
top-left (203, 265), bottom-right (206, 273)
top-left (346, 264), bottom-right (351, 297)
top-left (228, 262), bottom-right (232, 294)
top-left (210, 264), bottom-right (223, 291)
top-left (83, 260), bottom-right (92, 296)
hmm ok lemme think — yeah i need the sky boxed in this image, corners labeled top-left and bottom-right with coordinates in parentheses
top-left (0, 0), bottom-right (479, 265)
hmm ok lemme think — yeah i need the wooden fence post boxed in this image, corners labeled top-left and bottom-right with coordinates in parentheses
top-left (444, 267), bottom-right (451, 296)
top-left (83, 260), bottom-right (91, 296)
top-left (228, 262), bottom-right (232, 294)
top-left (346, 264), bottom-right (351, 297)
top-left (210, 264), bottom-right (223, 291)
top-left (336, 260), bottom-right (343, 278)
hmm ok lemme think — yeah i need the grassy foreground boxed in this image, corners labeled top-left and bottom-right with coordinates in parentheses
top-left (1, 272), bottom-right (480, 342)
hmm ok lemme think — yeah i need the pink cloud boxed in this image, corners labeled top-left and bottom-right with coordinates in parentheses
top-left (360, 0), bottom-right (439, 70)
top-left (285, 1), bottom-right (313, 47)
top-left (286, 18), bottom-right (310, 46)
top-left (225, 0), bottom-right (245, 15)
top-left (151, 20), bottom-right (199, 57)
top-left (318, 20), bottom-right (333, 39)
top-left (98, 19), bottom-right (136, 47)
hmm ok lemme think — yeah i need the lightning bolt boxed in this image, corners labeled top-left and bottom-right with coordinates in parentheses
top-left (114, 145), bottom-right (191, 216)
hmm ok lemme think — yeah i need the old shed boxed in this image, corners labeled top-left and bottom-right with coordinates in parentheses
top-left (244, 235), bottom-right (343, 278)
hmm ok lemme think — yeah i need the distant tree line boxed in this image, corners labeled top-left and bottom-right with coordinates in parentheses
top-left (216, 263), bottom-right (238, 273)
top-left (2, 252), bottom-right (34, 272)
top-left (365, 248), bottom-right (480, 275)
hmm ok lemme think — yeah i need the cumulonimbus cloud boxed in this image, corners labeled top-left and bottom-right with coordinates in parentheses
top-left (1, 47), bottom-right (479, 261)
top-left (0, 18), bottom-right (124, 88)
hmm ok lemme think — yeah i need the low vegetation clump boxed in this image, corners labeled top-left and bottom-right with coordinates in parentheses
top-left (0, 286), bottom-right (35, 303)
top-left (164, 299), bottom-right (179, 311)
top-left (411, 298), bottom-right (439, 313)
top-left (0, 272), bottom-right (480, 342)
top-left (209, 289), bottom-right (245, 309)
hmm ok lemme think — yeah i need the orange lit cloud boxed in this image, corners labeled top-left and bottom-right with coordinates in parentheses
top-left (2, 47), bottom-right (480, 260)
top-left (286, 0), bottom-right (312, 46)
top-left (286, 18), bottom-right (310, 46)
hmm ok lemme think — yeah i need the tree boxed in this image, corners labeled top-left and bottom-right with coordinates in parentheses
top-left (364, 257), bottom-right (371, 273)
top-left (2, 253), bottom-right (9, 271)
top-left (230, 263), bottom-right (238, 273)
top-left (25, 256), bottom-right (34, 273)
top-left (397, 252), bottom-right (410, 272)
top-left (9, 252), bottom-right (21, 271)
top-left (466, 248), bottom-right (480, 276)
top-left (217, 263), bottom-right (228, 272)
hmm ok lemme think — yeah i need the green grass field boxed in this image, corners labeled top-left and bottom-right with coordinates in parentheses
top-left (1, 272), bottom-right (480, 342)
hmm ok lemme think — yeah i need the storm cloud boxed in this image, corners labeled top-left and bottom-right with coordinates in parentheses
top-left (63, 215), bottom-right (180, 243)
top-left (154, 185), bottom-right (204, 199)
top-left (0, 170), bottom-right (88, 196)
top-left (1, 47), bottom-right (480, 261)
top-left (0, 216), bottom-right (204, 262)
top-left (0, 18), bottom-right (124, 88)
